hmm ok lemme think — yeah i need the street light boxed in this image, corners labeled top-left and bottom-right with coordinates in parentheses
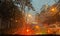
top-left (35, 25), bottom-right (40, 29)
top-left (26, 29), bottom-right (30, 32)
top-left (27, 14), bottom-right (33, 23)
top-left (49, 7), bottom-right (58, 16)
top-left (51, 8), bottom-right (55, 12)
top-left (50, 7), bottom-right (57, 13)
top-left (28, 14), bottom-right (32, 18)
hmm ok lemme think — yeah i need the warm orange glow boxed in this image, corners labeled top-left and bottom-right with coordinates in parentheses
top-left (26, 29), bottom-right (30, 32)
top-left (35, 32), bottom-right (41, 34)
top-left (58, 29), bottom-right (60, 32)
top-left (15, 25), bottom-right (34, 35)
top-left (50, 7), bottom-right (57, 12)
top-left (51, 8), bottom-right (55, 12)
top-left (59, 12), bottom-right (60, 15)
top-left (15, 20), bottom-right (18, 22)
top-left (28, 14), bottom-right (32, 18)
top-left (14, 27), bottom-right (34, 35)
top-left (35, 25), bottom-right (40, 29)
top-left (21, 28), bottom-right (34, 35)
top-left (47, 28), bottom-right (53, 34)
top-left (25, 28), bottom-right (34, 35)
top-left (48, 29), bottom-right (51, 33)
top-left (49, 7), bottom-right (57, 16)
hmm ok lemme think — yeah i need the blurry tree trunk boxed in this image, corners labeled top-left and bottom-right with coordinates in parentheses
top-left (0, 0), bottom-right (24, 34)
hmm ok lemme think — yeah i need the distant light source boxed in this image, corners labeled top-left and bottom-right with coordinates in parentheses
top-left (50, 7), bottom-right (57, 12)
top-left (47, 28), bottom-right (52, 34)
top-left (28, 14), bottom-right (32, 18)
top-left (15, 20), bottom-right (18, 22)
top-left (51, 8), bottom-right (55, 11)
top-left (24, 28), bottom-right (34, 35)
top-left (35, 25), bottom-right (40, 29)
top-left (26, 29), bottom-right (30, 32)
top-left (50, 7), bottom-right (57, 16)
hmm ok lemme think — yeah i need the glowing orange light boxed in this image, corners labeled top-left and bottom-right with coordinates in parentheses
top-left (48, 29), bottom-right (51, 33)
top-left (26, 29), bottom-right (30, 32)
top-left (50, 7), bottom-right (57, 16)
top-left (28, 14), bottom-right (31, 17)
top-left (51, 8), bottom-right (55, 11)
top-left (28, 14), bottom-right (32, 18)
top-left (47, 28), bottom-right (53, 34)
top-left (20, 28), bottom-right (34, 35)
top-left (14, 25), bottom-right (34, 35)
top-left (50, 7), bottom-right (57, 12)
top-left (59, 12), bottom-right (60, 15)
top-left (35, 25), bottom-right (40, 29)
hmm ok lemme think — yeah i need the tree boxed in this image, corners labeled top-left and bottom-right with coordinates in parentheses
top-left (0, 0), bottom-right (35, 34)
top-left (42, 1), bottom-right (60, 25)
top-left (13, 0), bottom-right (35, 11)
